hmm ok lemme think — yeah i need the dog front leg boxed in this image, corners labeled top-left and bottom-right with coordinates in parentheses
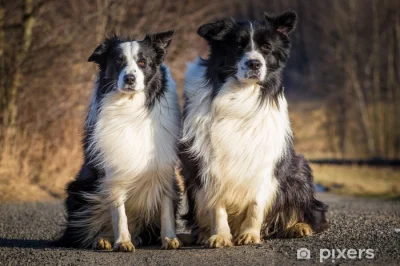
top-left (235, 200), bottom-right (264, 245)
top-left (111, 192), bottom-right (135, 252)
top-left (160, 194), bottom-right (181, 249)
top-left (206, 204), bottom-right (233, 248)
top-left (235, 185), bottom-right (270, 245)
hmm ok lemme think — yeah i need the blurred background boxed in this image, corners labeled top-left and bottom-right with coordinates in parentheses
top-left (0, 0), bottom-right (399, 202)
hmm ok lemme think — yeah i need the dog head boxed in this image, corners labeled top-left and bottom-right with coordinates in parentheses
top-left (88, 31), bottom-right (174, 94)
top-left (198, 11), bottom-right (296, 85)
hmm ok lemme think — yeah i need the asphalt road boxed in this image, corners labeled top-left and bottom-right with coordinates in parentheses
top-left (0, 194), bottom-right (399, 266)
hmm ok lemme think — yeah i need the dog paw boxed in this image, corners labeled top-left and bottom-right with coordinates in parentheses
top-left (206, 234), bottom-right (233, 248)
top-left (113, 241), bottom-right (135, 252)
top-left (235, 232), bottom-right (261, 245)
top-left (287, 223), bottom-right (313, 238)
top-left (93, 237), bottom-right (112, 251)
top-left (162, 237), bottom-right (181, 249)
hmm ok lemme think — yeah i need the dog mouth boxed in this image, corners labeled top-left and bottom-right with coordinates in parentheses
top-left (119, 86), bottom-right (136, 93)
top-left (245, 71), bottom-right (261, 80)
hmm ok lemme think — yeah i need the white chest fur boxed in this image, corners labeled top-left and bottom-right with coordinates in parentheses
top-left (210, 79), bottom-right (291, 186)
top-left (91, 89), bottom-right (180, 182)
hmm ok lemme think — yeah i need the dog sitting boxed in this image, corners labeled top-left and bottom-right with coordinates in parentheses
top-left (179, 11), bottom-right (329, 248)
top-left (56, 31), bottom-right (182, 251)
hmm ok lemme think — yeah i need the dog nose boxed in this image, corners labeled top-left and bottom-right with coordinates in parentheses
top-left (246, 59), bottom-right (261, 70)
top-left (123, 74), bottom-right (136, 85)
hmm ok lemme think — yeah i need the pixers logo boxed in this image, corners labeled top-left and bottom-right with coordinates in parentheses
top-left (319, 248), bottom-right (375, 263)
top-left (297, 248), bottom-right (311, 260)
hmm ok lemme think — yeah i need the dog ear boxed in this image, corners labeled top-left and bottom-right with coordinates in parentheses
top-left (146, 30), bottom-right (175, 50)
top-left (265, 11), bottom-right (297, 36)
top-left (88, 36), bottom-right (119, 64)
top-left (88, 43), bottom-right (108, 64)
top-left (145, 30), bottom-right (174, 64)
top-left (198, 19), bottom-right (234, 41)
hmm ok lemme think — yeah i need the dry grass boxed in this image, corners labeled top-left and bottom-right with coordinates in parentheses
top-left (0, 119), bottom-right (83, 203)
top-left (0, 178), bottom-right (56, 203)
top-left (312, 164), bottom-right (400, 198)
top-left (290, 98), bottom-right (400, 199)
top-left (289, 99), bottom-right (334, 159)
top-left (289, 97), bottom-right (399, 160)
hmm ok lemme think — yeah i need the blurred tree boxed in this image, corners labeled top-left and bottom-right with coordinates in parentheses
top-left (0, 0), bottom-right (41, 156)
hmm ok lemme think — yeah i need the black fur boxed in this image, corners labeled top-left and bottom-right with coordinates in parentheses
top-left (54, 165), bottom-right (102, 247)
top-left (264, 146), bottom-right (329, 237)
top-left (180, 11), bottom-right (328, 240)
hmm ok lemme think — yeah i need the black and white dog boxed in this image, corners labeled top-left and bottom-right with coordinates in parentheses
top-left (180, 11), bottom-right (328, 248)
top-left (57, 31), bottom-right (182, 251)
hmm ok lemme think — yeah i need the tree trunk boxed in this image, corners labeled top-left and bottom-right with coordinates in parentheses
top-left (371, 1), bottom-right (383, 158)
top-left (1, 0), bottom-right (36, 157)
top-left (0, 0), bottom-right (5, 146)
top-left (346, 1), bottom-right (376, 157)
top-left (395, 9), bottom-right (400, 158)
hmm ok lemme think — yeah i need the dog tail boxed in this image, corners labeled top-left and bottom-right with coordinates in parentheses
top-left (53, 165), bottom-right (100, 248)
top-left (263, 153), bottom-right (329, 238)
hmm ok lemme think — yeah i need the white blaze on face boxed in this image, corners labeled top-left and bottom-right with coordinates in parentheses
top-left (117, 41), bottom-right (145, 92)
top-left (236, 22), bottom-right (267, 83)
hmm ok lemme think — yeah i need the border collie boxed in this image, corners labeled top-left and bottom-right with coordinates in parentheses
top-left (57, 31), bottom-right (182, 251)
top-left (179, 11), bottom-right (328, 248)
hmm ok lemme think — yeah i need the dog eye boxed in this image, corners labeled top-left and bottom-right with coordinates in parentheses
top-left (236, 44), bottom-right (243, 50)
top-left (116, 56), bottom-right (125, 66)
top-left (138, 60), bottom-right (147, 68)
top-left (261, 44), bottom-right (271, 51)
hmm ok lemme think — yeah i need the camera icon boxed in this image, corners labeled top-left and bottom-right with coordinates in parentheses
top-left (297, 248), bottom-right (311, 260)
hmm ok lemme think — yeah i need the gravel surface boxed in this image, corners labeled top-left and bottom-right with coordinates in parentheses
top-left (0, 193), bottom-right (399, 266)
